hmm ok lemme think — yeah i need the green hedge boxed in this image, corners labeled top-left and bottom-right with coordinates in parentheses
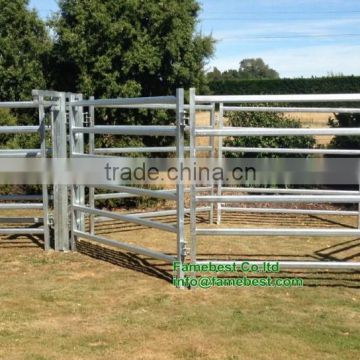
top-left (208, 76), bottom-right (360, 95)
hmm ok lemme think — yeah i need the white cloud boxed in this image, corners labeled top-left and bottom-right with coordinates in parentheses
top-left (208, 44), bottom-right (360, 77)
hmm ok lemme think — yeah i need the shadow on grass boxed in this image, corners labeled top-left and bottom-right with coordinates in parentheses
top-left (75, 238), bottom-right (360, 289)
top-left (75, 239), bottom-right (173, 283)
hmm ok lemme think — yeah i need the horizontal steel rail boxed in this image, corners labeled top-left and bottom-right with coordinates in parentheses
top-left (0, 195), bottom-right (44, 201)
top-left (97, 104), bottom-right (213, 110)
top-left (0, 228), bottom-right (44, 234)
top-left (94, 206), bottom-right (211, 221)
top-left (73, 205), bottom-right (177, 233)
top-left (195, 127), bottom-right (360, 137)
top-left (0, 149), bottom-right (44, 158)
top-left (197, 195), bottom-right (360, 203)
top-left (223, 106), bottom-right (360, 113)
top-left (0, 217), bottom-right (44, 223)
top-left (195, 260), bottom-right (360, 269)
top-left (94, 145), bottom-right (212, 154)
top-left (94, 186), bottom-right (212, 200)
top-left (221, 207), bottom-right (358, 216)
top-left (95, 185), bottom-right (177, 200)
top-left (222, 146), bottom-right (360, 155)
top-left (0, 101), bottom-right (54, 108)
top-left (72, 125), bottom-right (177, 136)
top-left (195, 93), bottom-right (360, 103)
top-left (196, 228), bottom-right (360, 236)
top-left (0, 203), bottom-right (43, 209)
top-left (0, 126), bottom-right (40, 134)
top-left (74, 230), bottom-right (176, 262)
top-left (221, 187), bottom-right (359, 195)
top-left (70, 96), bottom-right (176, 107)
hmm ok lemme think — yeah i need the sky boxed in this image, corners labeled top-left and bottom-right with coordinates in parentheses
top-left (29, 0), bottom-right (360, 78)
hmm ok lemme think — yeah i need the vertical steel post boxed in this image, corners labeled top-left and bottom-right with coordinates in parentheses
top-left (69, 94), bottom-right (85, 250)
top-left (189, 88), bottom-right (197, 268)
top-left (35, 94), bottom-right (50, 250)
top-left (89, 96), bottom-right (95, 234)
top-left (216, 102), bottom-right (224, 224)
top-left (176, 88), bottom-right (185, 282)
top-left (52, 92), bottom-right (69, 251)
top-left (358, 165), bottom-right (360, 229)
top-left (209, 103), bottom-right (215, 224)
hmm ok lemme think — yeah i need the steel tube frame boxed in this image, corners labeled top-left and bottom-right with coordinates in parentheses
top-left (189, 88), bottom-right (360, 273)
top-left (0, 94), bottom-right (51, 248)
top-left (68, 90), bottom-right (187, 283)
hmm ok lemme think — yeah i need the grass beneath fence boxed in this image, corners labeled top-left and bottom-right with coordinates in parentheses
top-left (0, 211), bottom-right (359, 359)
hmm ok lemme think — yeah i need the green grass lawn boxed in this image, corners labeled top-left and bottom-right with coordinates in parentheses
top-left (0, 212), bottom-right (359, 359)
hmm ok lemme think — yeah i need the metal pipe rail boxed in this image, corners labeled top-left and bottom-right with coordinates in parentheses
top-left (93, 186), bottom-right (212, 200)
top-left (96, 185), bottom-right (177, 200)
top-left (196, 228), bottom-right (360, 236)
top-left (195, 93), bottom-right (360, 103)
top-left (0, 203), bottom-right (43, 210)
top-left (0, 228), bottom-right (44, 235)
top-left (73, 205), bottom-right (177, 233)
top-left (0, 126), bottom-right (41, 134)
top-left (0, 101), bottom-right (54, 108)
top-left (69, 95), bottom-right (176, 107)
top-left (0, 217), bottom-right (44, 223)
top-left (0, 149), bottom-right (44, 158)
top-left (195, 260), bottom-right (360, 270)
top-left (95, 104), bottom-right (212, 110)
top-left (197, 195), bottom-right (360, 203)
top-left (221, 187), bottom-right (359, 195)
top-left (195, 127), bottom-right (360, 137)
top-left (94, 145), bottom-right (212, 154)
top-left (94, 206), bottom-right (212, 221)
top-left (0, 195), bottom-right (44, 201)
top-left (72, 125), bottom-right (177, 136)
top-left (222, 147), bottom-right (360, 155)
top-left (221, 207), bottom-right (358, 216)
top-left (223, 106), bottom-right (360, 113)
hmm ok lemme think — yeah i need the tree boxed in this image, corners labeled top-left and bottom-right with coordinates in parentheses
top-left (50, 0), bottom-right (214, 97)
top-left (0, 0), bottom-right (50, 101)
top-left (238, 58), bottom-right (279, 80)
top-left (224, 111), bottom-right (315, 158)
top-left (207, 58), bottom-right (279, 82)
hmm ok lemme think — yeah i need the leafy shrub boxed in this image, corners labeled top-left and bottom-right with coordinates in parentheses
top-left (328, 113), bottom-right (360, 149)
top-left (224, 110), bottom-right (316, 158)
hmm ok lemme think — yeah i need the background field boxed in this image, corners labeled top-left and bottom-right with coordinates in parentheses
top-left (0, 210), bottom-right (359, 360)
